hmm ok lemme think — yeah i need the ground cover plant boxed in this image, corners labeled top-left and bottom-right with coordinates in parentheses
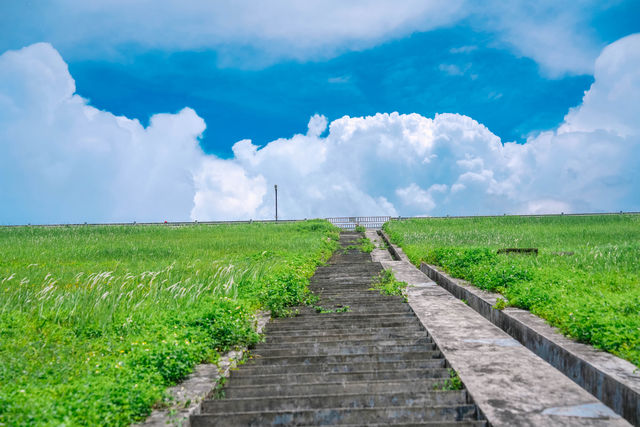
top-left (0, 220), bottom-right (338, 426)
top-left (370, 269), bottom-right (407, 297)
top-left (384, 214), bottom-right (640, 367)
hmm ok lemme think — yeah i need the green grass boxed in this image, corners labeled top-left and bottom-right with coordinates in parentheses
top-left (0, 220), bottom-right (339, 426)
top-left (384, 214), bottom-right (640, 367)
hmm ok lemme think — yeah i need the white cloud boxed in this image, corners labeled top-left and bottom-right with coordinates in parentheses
top-left (191, 33), bottom-right (640, 218)
top-left (560, 33), bottom-right (640, 136)
top-left (1, 1), bottom-right (464, 68)
top-left (1, 35), bottom-right (639, 224)
top-left (0, 1), bottom-right (613, 74)
top-left (306, 114), bottom-right (328, 137)
top-left (191, 159), bottom-right (266, 220)
top-left (468, 0), bottom-right (607, 76)
top-left (0, 43), bottom-right (207, 224)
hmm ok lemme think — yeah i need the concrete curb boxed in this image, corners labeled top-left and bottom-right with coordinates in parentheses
top-left (418, 262), bottom-right (640, 426)
top-left (378, 229), bottom-right (640, 425)
top-left (139, 311), bottom-right (271, 427)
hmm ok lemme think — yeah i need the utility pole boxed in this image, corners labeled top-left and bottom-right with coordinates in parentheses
top-left (274, 184), bottom-right (278, 221)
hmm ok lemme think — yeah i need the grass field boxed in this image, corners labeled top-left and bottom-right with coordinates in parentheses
top-left (384, 214), bottom-right (640, 368)
top-left (0, 221), bottom-right (338, 426)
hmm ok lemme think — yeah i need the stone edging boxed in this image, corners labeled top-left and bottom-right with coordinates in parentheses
top-left (378, 230), bottom-right (640, 426)
top-left (138, 311), bottom-right (271, 427)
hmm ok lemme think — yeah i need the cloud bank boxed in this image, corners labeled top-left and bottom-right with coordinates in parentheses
top-left (1, 35), bottom-right (639, 224)
top-left (1, 1), bottom-right (612, 75)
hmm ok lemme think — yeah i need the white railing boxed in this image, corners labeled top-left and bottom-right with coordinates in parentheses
top-left (326, 216), bottom-right (391, 230)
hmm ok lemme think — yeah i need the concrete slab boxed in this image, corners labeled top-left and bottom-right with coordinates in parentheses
top-left (373, 244), bottom-right (628, 426)
top-left (419, 261), bottom-right (640, 426)
top-left (365, 230), bottom-right (393, 263)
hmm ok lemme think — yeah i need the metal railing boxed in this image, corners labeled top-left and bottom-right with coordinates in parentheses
top-left (2, 212), bottom-right (638, 228)
top-left (326, 216), bottom-right (391, 230)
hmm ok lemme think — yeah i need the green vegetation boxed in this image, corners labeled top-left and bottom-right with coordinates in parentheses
top-left (370, 269), bottom-right (407, 296)
top-left (0, 221), bottom-right (338, 426)
top-left (343, 237), bottom-right (374, 253)
top-left (354, 225), bottom-right (366, 233)
top-left (358, 237), bottom-right (375, 253)
top-left (311, 304), bottom-right (351, 314)
top-left (384, 215), bottom-right (640, 367)
top-left (434, 368), bottom-right (463, 391)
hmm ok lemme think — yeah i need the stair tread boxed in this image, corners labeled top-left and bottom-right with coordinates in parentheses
top-left (192, 233), bottom-right (483, 426)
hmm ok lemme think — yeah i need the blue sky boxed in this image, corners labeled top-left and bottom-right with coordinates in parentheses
top-left (68, 28), bottom-right (595, 157)
top-left (1, 1), bottom-right (640, 223)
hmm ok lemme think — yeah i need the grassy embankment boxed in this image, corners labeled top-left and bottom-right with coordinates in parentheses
top-left (384, 215), bottom-right (640, 367)
top-left (0, 221), bottom-right (338, 425)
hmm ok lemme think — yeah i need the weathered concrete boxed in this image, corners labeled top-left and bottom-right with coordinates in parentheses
top-left (139, 311), bottom-right (270, 427)
top-left (368, 231), bottom-right (629, 426)
top-left (419, 261), bottom-right (640, 426)
top-left (193, 232), bottom-right (487, 425)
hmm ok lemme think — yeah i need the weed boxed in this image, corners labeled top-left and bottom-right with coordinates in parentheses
top-left (213, 376), bottom-right (226, 399)
top-left (342, 237), bottom-right (374, 254)
top-left (312, 304), bottom-right (351, 314)
top-left (355, 225), bottom-right (366, 233)
top-left (434, 369), bottom-right (463, 391)
top-left (370, 269), bottom-right (407, 296)
top-left (493, 297), bottom-right (507, 310)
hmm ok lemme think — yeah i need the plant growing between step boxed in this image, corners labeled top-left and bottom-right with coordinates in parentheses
top-left (434, 368), bottom-right (463, 391)
top-left (355, 224), bottom-right (366, 233)
top-left (304, 293), bottom-right (351, 313)
top-left (370, 269), bottom-right (407, 296)
top-left (343, 237), bottom-right (375, 253)
top-left (212, 376), bottom-right (226, 399)
top-left (312, 304), bottom-right (351, 313)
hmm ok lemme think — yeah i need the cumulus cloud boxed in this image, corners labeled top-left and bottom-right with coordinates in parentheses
top-left (190, 33), bottom-right (640, 219)
top-left (0, 43), bottom-right (207, 224)
top-left (1, 35), bottom-right (639, 224)
top-left (0, 1), bottom-right (611, 74)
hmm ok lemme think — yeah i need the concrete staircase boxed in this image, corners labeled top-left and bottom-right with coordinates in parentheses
top-left (191, 232), bottom-right (486, 426)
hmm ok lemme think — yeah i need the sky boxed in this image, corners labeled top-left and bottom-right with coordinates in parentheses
top-left (1, 1), bottom-right (639, 224)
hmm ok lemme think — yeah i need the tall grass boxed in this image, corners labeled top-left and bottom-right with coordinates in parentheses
top-left (384, 215), bottom-right (640, 367)
top-left (0, 221), bottom-right (339, 425)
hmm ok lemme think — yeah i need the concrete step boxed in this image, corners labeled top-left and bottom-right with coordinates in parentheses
top-left (244, 350), bottom-right (442, 366)
top-left (193, 232), bottom-right (484, 426)
top-left (270, 312), bottom-right (416, 324)
top-left (335, 423), bottom-right (487, 427)
top-left (307, 300), bottom-right (407, 306)
top-left (264, 319), bottom-right (422, 332)
top-left (310, 289), bottom-right (386, 296)
top-left (191, 404), bottom-right (479, 426)
top-left (202, 390), bottom-right (468, 413)
top-left (222, 378), bottom-right (456, 399)
top-left (313, 267), bottom-right (381, 274)
top-left (295, 306), bottom-right (413, 316)
top-left (326, 259), bottom-right (377, 265)
top-left (233, 358), bottom-right (445, 375)
top-left (251, 343), bottom-right (436, 358)
top-left (228, 367), bottom-right (450, 386)
top-left (265, 325), bottom-right (429, 338)
top-left (264, 330), bottom-right (427, 344)
top-left (308, 293), bottom-right (384, 300)
top-left (310, 280), bottom-right (380, 286)
top-left (255, 337), bottom-right (432, 351)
